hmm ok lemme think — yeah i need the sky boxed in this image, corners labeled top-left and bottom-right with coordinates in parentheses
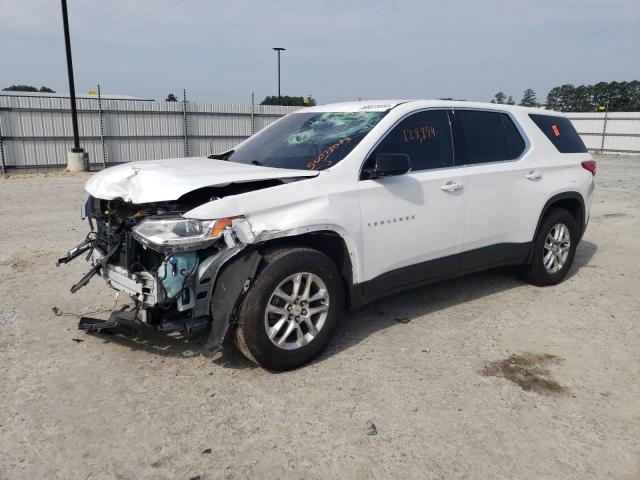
top-left (1, 0), bottom-right (639, 105)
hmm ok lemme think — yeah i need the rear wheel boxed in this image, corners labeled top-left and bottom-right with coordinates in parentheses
top-left (525, 208), bottom-right (578, 286)
top-left (233, 247), bottom-right (344, 370)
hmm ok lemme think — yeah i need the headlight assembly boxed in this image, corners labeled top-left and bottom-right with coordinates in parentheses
top-left (132, 216), bottom-right (242, 252)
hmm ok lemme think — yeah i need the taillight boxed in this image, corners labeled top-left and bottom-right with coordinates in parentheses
top-left (581, 160), bottom-right (596, 176)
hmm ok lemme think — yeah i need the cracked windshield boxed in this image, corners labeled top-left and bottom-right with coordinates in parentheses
top-left (227, 111), bottom-right (387, 170)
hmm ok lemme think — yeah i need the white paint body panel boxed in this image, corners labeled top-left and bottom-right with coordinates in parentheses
top-left (461, 110), bottom-right (593, 250)
top-left (85, 100), bottom-right (595, 286)
top-left (357, 169), bottom-right (467, 281)
top-left (84, 157), bottom-right (318, 204)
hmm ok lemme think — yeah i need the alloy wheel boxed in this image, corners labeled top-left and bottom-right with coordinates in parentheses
top-left (264, 272), bottom-right (330, 350)
top-left (543, 223), bottom-right (571, 274)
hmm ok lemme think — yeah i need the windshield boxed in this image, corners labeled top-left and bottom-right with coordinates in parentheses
top-left (227, 111), bottom-right (386, 171)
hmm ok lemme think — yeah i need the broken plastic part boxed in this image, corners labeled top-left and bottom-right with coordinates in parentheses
top-left (206, 249), bottom-right (262, 349)
top-left (69, 239), bottom-right (121, 293)
top-left (230, 217), bottom-right (255, 244)
top-left (223, 229), bottom-right (237, 248)
top-left (57, 236), bottom-right (94, 266)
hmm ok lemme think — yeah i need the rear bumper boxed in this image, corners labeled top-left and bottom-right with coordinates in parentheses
top-left (580, 214), bottom-right (590, 241)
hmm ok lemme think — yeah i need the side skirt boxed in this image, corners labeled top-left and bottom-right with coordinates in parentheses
top-left (348, 242), bottom-right (532, 310)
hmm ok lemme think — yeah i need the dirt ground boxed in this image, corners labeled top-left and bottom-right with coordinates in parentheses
top-left (1, 154), bottom-right (639, 480)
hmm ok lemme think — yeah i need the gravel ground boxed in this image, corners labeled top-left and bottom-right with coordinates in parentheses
top-left (1, 154), bottom-right (639, 480)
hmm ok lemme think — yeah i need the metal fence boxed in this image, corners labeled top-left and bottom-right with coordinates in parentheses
top-left (566, 112), bottom-right (640, 154)
top-left (0, 94), bottom-right (301, 172)
top-left (1, 97), bottom-right (638, 174)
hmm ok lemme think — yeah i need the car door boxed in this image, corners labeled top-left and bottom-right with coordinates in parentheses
top-left (357, 109), bottom-right (467, 295)
top-left (450, 109), bottom-right (547, 269)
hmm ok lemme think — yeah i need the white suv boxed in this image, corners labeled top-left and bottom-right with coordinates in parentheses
top-left (60, 100), bottom-right (596, 370)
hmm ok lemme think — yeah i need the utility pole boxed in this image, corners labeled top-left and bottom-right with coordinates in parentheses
top-left (272, 47), bottom-right (285, 101)
top-left (182, 89), bottom-right (189, 157)
top-left (599, 103), bottom-right (609, 154)
top-left (97, 84), bottom-right (106, 168)
top-left (61, 0), bottom-right (88, 171)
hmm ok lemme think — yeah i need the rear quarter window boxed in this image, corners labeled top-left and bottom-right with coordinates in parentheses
top-left (529, 114), bottom-right (587, 153)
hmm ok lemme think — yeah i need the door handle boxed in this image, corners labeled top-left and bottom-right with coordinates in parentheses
top-left (441, 181), bottom-right (463, 192)
top-left (525, 171), bottom-right (542, 181)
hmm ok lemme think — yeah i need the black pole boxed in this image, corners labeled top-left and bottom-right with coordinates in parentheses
top-left (272, 47), bottom-right (285, 101)
top-left (61, 0), bottom-right (82, 152)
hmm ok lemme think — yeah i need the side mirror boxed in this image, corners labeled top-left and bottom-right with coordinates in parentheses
top-left (364, 153), bottom-right (411, 179)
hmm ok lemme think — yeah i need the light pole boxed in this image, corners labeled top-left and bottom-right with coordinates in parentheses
top-left (272, 47), bottom-right (285, 101)
top-left (61, 0), bottom-right (88, 171)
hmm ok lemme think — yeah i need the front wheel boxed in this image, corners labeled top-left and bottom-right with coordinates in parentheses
top-left (525, 208), bottom-right (579, 286)
top-left (233, 247), bottom-right (344, 370)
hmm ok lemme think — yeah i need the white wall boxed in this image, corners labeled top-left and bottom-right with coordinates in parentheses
top-left (0, 95), bottom-right (300, 170)
top-left (567, 112), bottom-right (640, 154)
top-left (1, 97), bottom-right (637, 172)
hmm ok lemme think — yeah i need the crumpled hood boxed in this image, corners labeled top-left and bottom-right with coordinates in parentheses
top-left (85, 157), bottom-right (319, 203)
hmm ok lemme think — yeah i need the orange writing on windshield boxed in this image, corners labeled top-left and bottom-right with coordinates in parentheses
top-left (307, 137), bottom-right (352, 170)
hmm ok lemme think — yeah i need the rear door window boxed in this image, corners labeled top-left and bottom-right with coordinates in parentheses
top-left (529, 114), bottom-right (587, 153)
top-left (368, 110), bottom-right (454, 172)
top-left (453, 110), bottom-right (526, 165)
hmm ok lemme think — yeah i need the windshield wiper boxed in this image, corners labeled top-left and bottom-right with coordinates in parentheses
top-left (208, 149), bottom-right (234, 160)
top-left (251, 160), bottom-right (263, 166)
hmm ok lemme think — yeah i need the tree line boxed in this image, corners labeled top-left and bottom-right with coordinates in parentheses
top-left (7, 81), bottom-right (638, 112)
top-left (492, 81), bottom-right (640, 112)
top-left (3, 85), bottom-right (55, 93)
top-left (491, 88), bottom-right (540, 107)
top-left (545, 81), bottom-right (640, 112)
top-left (260, 95), bottom-right (316, 106)
top-left (164, 93), bottom-right (316, 107)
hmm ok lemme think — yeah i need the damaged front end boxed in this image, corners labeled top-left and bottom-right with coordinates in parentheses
top-left (58, 193), bottom-right (262, 348)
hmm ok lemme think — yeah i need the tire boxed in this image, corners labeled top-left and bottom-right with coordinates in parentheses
top-left (233, 247), bottom-right (344, 371)
top-left (525, 208), bottom-right (579, 286)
